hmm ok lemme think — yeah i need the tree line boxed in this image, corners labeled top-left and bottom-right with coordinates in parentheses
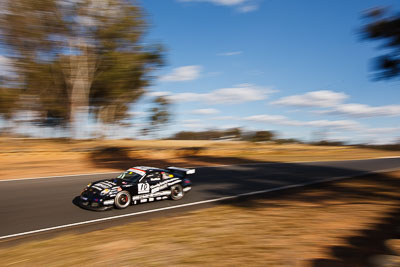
top-left (170, 128), bottom-right (302, 143)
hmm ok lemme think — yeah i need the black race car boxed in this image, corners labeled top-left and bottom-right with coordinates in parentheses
top-left (78, 166), bottom-right (194, 211)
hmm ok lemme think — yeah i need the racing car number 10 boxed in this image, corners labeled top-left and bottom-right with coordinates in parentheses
top-left (138, 183), bottom-right (150, 194)
top-left (79, 166), bottom-right (194, 211)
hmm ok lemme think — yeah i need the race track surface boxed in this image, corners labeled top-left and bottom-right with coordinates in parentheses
top-left (0, 158), bottom-right (399, 240)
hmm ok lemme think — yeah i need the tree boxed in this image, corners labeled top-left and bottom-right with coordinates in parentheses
top-left (361, 7), bottom-right (400, 80)
top-left (250, 131), bottom-right (275, 142)
top-left (170, 128), bottom-right (241, 140)
top-left (224, 128), bottom-right (242, 139)
top-left (0, 0), bottom-right (163, 138)
top-left (146, 96), bottom-right (171, 138)
top-left (0, 87), bottom-right (20, 121)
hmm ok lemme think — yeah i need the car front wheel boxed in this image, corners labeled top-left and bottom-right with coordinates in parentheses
top-left (170, 184), bottom-right (184, 200)
top-left (115, 191), bottom-right (131, 209)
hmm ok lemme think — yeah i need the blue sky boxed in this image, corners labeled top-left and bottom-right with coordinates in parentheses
top-left (128, 0), bottom-right (400, 143)
top-left (1, 0), bottom-right (399, 142)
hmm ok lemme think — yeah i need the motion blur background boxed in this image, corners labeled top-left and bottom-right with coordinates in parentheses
top-left (2, 2), bottom-right (400, 266)
top-left (0, 0), bottom-right (399, 144)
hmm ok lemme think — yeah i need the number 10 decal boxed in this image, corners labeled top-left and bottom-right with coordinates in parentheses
top-left (138, 183), bottom-right (150, 194)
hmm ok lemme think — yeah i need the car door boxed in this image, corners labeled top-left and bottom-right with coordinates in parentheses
top-left (137, 172), bottom-right (160, 194)
top-left (145, 172), bottom-right (164, 193)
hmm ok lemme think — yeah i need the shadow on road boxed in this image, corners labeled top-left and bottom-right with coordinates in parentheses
top-left (88, 145), bottom-right (280, 170)
top-left (88, 146), bottom-right (174, 170)
top-left (86, 148), bottom-right (400, 265)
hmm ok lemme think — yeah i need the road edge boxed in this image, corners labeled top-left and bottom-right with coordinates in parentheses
top-left (1, 166), bottom-right (399, 241)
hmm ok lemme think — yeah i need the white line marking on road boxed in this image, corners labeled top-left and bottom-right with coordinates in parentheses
top-left (1, 167), bottom-right (399, 241)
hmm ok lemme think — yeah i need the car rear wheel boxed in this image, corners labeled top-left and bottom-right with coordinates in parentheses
top-left (170, 184), bottom-right (184, 200)
top-left (115, 191), bottom-right (131, 209)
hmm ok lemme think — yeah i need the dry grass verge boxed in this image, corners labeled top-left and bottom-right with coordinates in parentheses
top-left (2, 171), bottom-right (400, 266)
top-left (0, 138), bottom-right (399, 180)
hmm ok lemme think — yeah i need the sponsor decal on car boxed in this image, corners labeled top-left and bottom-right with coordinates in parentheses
top-left (92, 186), bottom-right (102, 191)
top-left (168, 180), bottom-right (181, 186)
top-left (150, 178), bottom-right (181, 193)
top-left (103, 200), bottom-right (115, 205)
top-left (132, 191), bottom-right (171, 201)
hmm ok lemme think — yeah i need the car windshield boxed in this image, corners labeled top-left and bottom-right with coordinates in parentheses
top-left (117, 171), bottom-right (143, 183)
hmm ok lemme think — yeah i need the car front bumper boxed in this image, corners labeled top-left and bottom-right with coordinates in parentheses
top-left (78, 196), bottom-right (114, 211)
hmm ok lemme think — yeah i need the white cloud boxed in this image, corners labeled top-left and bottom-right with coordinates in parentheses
top-left (365, 127), bottom-right (400, 134)
top-left (320, 103), bottom-right (400, 118)
top-left (245, 114), bottom-right (287, 124)
top-left (180, 120), bottom-right (205, 129)
top-left (237, 4), bottom-right (258, 13)
top-left (181, 122), bottom-right (206, 129)
top-left (191, 108), bottom-right (220, 115)
top-left (244, 114), bottom-right (360, 130)
top-left (305, 120), bottom-right (360, 130)
top-left (146, 91), bottom-right (170, 97)
top-left (156, 84), bottom-right (277, 104)
top-left (217, 51), bottom-right (242, 56)
top-left (271, 90), bottom-right (349, 108)
top-left (272, 90), bottom-right (400, 119)
top-left (177, 0), bottom-right (259, 12)
top-left (201, 84), bottom-right (272, 104)
top-left (166, 92), bottom-right (203, 102)
top-left (159, 65), bottom-right (202, 82)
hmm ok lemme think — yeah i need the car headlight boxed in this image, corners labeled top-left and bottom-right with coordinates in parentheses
top-left (82, 183), bottom-right (92, 193)
top-left (100, 188), bottom-right (110, 196)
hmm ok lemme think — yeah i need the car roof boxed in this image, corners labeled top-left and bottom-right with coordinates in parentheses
top-left (130, 166), bottom-right (166, 173)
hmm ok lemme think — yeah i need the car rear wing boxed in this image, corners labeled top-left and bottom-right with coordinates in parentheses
top-left (166, 167), bottom-right (195, 177)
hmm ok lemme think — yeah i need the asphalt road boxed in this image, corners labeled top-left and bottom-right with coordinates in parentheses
top-left (0, 158), bottom-right (399, 240)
